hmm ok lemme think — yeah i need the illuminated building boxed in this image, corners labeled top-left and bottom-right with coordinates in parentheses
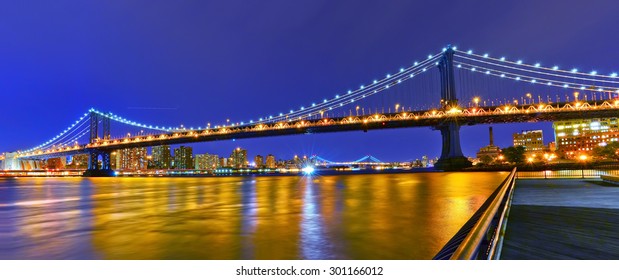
top-left (476, 126), bottom-right (501, 163)
top-left (266, 154), bottom-right (276, 168)
top-left (553, 117), bottom-right (619, 157)
top-left (219, 157), bottom-right (227, 168)
top-left (548, 141), bottom-right (556, 152)
top-left (67, 154), bottom-right (89, 168)
top-left (152, 145), bottom-right (172, 169)
top-left (293, 155), bottom-right (301, 166)
top-left (46, 157), bottom-right (65, 169)
top-left (195, 153), bottom-right (219, 170)
top-left (230, 148), bottom-right (248, 168)
top-left (513, 130), bottom-right (544, 153)
top-left (421, 155), bottom-right (429, 167)
top-left (254, 155), bottom-right (264, 168)
top-left (110, 151), bottom-right (117, 169)
top-left (117, 147), bottom-right (148, 170)
top-left (174, 146), bottom-right (193, 169)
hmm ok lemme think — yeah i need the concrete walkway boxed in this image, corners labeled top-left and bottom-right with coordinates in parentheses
top-left (500, 179), bottom-right (619, 259)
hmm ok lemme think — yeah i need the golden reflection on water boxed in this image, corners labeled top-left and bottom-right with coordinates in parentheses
top-left (0, 172), bottom-right (506, 259)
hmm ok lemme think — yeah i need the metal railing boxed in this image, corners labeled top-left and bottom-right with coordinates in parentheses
top-left (433, 167), bottom-right (517, 260)
top-left (517, 168), bottom-right (619, 179)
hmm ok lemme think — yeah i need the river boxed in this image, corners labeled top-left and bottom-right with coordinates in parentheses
top-left (0, 172), bottom-right (508, 259)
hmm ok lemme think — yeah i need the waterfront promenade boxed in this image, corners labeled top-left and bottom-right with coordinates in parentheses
top-left (501, 178), bottom-right (619, 259)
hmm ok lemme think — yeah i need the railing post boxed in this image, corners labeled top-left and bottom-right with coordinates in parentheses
top-left (581, 168), bottom-right (584, 178)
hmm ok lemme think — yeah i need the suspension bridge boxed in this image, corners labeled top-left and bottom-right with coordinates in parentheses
top-left (2, 45), bottom-right (619, 176)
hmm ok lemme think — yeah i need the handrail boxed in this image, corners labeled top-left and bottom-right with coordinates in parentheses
top-left (433, 167), bottom-right (517, 260)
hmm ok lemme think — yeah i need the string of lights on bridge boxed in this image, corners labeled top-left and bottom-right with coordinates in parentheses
top-left (14, 45), bottom-right (619, 155)
top-left (244, 51), bottom-right (444, 126)
top-left (453, 48), bottom-right (619, 94)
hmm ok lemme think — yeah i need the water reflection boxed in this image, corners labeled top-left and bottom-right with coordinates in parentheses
top-left (0, 172), bottom-right (506, 259)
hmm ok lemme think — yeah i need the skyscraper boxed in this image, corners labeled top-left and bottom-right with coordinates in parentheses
top-left (266, 154), bottom-right (276, 168)
top-left (174, 146), bottom-right (193, 169)
top-left (117, 147), bottom-right (148, 170)
top-left (254, 155), bottom-right (264, 168)
top-left (152, 145), bottom-right (172, 169)
top-left (230, 147), bottom-right (248, 168)
top-left (194, 153), bottom-right (219, 170)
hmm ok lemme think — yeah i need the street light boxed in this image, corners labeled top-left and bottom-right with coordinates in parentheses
top-left (574, 91), bottom-right (580, 101)
top-left (395, 104), bottom-right (400, 113)
top-left (526, 93), bottom-right (532, 104)
top-left (578, 154), bottom-right (588, 178)
top-left (473, 97), bottom-right (480, 107)
top-left (356, 106), bottom-right (360, 116)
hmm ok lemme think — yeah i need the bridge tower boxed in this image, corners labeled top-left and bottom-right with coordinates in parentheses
top-left (84, 111), bottom-right (114, 176)
top-left (434, 46), bottom-right (472, 170)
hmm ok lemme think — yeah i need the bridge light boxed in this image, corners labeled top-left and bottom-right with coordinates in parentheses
top-left (410, 74), bottom-right (414, 78)
top-left (547, 82), bottom-right (552, 86)
top-left (428, 54), bottom-right (432, 59)
top-left (300, 107), bottom-right (304, 110)
top-left (335, 95), bottom-right (339, 98)
top-left (348, 90), bottom-right (352, 94)
top-left (457, 64), bottom-right (462, 68)
top-left (386, 74), bottom-right (391, 78)
top-left (534, 63), bottom-right (540, 68)
top-left (414, 62), bottom-right (418, 66)
top-left (500, 57), bottom-right (505, 61)
top-left (373, 80), bottom-right (378, 84)
top-left (485, 70), bottom-right (490, 75)
top-left (564, 84), bottom-right (569, 88)
top-left (324, 99), bottom-right (327, 103)
top-left (397, 79), bottom-right (401, 83)
top-left (359, 85), bottom-right (364, 89)
top-left (467, 50), bottom-right (473, 54)
top-left (471, 67), bottom-right (476, 71)
top-left (400, 68), bottom-right (404, 72)
top-left (531, 79), bottom-right (536, 83)
top-left (423, 68), bottom-right (427, 71)
top-left (580, 86), bottom-right (586, 90)
top-left (483, 53), bottom-right (489, 58)
top-left (612, 73), bottom-right (618, 77)
top-left (516, 77), bottom-right (520, 81)
top-left (516, 60), bottom-right (523, 64)
top-left (571, 68), bottom-right (578, 73)
top-left (500, 74), bottom-right (505, 78)
top-left (553, 66), bottom-right (559, 70)
top-left (290, 110), bottom-right (294, 113)
top-left (591, 71), bottom-right (597, 75)
top-left (442, 47), bottom-right (447, 52)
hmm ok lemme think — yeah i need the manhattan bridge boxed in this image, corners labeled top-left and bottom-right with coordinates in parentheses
top-left (2, 45), bottom-right (619, 176)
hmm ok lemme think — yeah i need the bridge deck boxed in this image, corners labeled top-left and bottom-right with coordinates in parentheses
top-left (500, 178), bottom-right (619, 259)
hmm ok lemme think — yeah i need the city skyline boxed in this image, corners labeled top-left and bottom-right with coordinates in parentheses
top-left (2, 1), bottom-right (618, 161)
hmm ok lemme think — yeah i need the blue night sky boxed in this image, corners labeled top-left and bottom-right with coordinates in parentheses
top-left (2, 1), bottom-right (619, 162)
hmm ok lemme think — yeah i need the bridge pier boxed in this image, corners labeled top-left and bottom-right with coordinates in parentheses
top-left (434, 122), bottom-right (472, 170)
top-left (83, 150), bottom-right (115, 177)
top-left (434, 45), bottom-right (472, 171)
